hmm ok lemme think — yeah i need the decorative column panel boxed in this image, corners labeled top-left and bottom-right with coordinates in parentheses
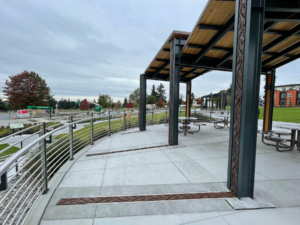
top-left (263, 70), bottom-right (276, 132)
top-left (139, 74), bottom-right (146, 131)
top-left (185, 81), bottom-right (192, 117)
top-left (227, 0), bottom-right (265, 198)
top-left (169, 38), bottom-right (181, 145)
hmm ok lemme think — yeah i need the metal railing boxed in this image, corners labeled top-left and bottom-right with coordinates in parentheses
top-left (0, 110), bottom-right (169, 225)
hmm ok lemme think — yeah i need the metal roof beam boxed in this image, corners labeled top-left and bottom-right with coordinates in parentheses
top-left (197, 24), bottom-right (223, 30)
top-left (193, 15), bottom-right (235, 64)
top-left (263, 42), bottom-right (300, 65)
top-left (187, 44), bottom-right (232, 52)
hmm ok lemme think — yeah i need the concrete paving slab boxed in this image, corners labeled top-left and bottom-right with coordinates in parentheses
top-left (59, 169), bottom-right (105, 187)
top-left (106, 149), bottom-right (170, 169)
top-left (254, 179), bottom-right (300, 207)
top-left (93, 212), bottom-right (220, 225)
top-left (41, 219), bottom-right (94, 225)
top-left (162, 145), bottom-right (223, 162)
top-left (234, 197), bottom-right (276, 210)
top-left (186, 216), bottom-right (228, 225)
top-left (256, 154), bottom-right (300, 180)
top-left (69, 158), bottom-right (107, 172)
top-left (94, 199), bottom-right (233, 218)
top-left (43, 205), bottom-right (97, 220)
top-left (223, 207), bottom-right (300, 225)
top-left (102, 162), bottom-right (189, 186)
top-left (100, 183), bottom-right (228, 197)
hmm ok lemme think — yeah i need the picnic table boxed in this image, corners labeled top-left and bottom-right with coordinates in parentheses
top-left (274, 125), bottom-right (300, 151)
top-left (178, 117), bottom-right (204, 136)
top-left (210, 115), bottom-right (230, 129)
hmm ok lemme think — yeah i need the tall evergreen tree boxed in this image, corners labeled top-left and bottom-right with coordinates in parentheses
top-left (151, 84), bottom-right (157, 98)
top-left (123, 97), bottom-right (128, 107)
top-left (156, 83), bottom-right (166, 102)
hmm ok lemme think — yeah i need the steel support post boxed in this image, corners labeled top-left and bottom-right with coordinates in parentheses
top-left (139, 74), bottom-right (146, 131)
top-left (123, 112), bottom-right (126, 131)
top-left (263, 70), bottom-right (276, 132)
top-left (69, 116), bottom-right (74, 160)
top-left (90, 116), bottom-right (94, 145)
top-left (108, 111), bottom-right (111, 136)
top-left (0, 171), bottom-right (7, 191)
top-left (40, 122), bottom-right (48, 194)
top-left (151, 109), bottom-right (154, 125)
top-left (227, 0), bottom-right (265, 199)
top-left (186, 81), bottom-right (191, 117)
top-left (168, 38), bottom-right (182, 145)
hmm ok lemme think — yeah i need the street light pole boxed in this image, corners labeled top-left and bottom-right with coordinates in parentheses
top-left (49, 97), bottom-right (51, 119)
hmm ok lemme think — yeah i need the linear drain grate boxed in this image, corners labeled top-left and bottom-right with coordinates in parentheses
top-left (57, 191), bottom-right (235, 205)
top-left (86, 144), bottom-right (169, 156)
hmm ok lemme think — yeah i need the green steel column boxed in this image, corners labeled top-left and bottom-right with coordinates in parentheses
top-left (169, 38), bottom-right (182, 145)
top-left (139, 74), bottom-right (146, 131)
top-left (227, 0), bottom-right (265, 199)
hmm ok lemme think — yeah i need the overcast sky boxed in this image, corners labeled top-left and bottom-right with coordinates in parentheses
top-left (0, 0), bottom-right (299, 103)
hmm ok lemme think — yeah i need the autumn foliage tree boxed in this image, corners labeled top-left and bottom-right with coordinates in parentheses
top-left (197, 98), bottom-right (202, 104)
top-left (80, 99), bottom-right (90, 110)
top-left (126, 102), bottom-right (133, 108)
top-left (3, 71), bottom-right (51, 109)
top-left (157, 99), bottom-right (165, 107)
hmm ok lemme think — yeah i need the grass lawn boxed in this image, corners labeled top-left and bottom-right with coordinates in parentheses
top-left (0, 144), bottom-right (20, 157)
top-left (259, 107), bottom-right (300, 123)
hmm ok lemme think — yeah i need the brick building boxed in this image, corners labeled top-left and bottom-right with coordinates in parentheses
top-left (274, 84), bottom-right (300, 106)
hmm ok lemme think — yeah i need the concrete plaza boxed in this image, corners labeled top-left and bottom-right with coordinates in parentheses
top-left (27, 121), bottom-right (300, 225)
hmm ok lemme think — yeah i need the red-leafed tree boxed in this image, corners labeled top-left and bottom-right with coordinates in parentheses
top-left (157, 99), bottom-right (165, 107)
top-left (3, 70), bottom-right (51, 109)
top-left (197, 98), bottom-right (201, 104)
top-left (126, 102), bottom-right (133, 108)
top-left (80, 99), bottom-right (90, 110)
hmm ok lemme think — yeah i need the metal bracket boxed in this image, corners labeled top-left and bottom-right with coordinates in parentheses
top-left (45, 135), bottom-right (52, 144)
top-left (72, 124), bottom-right (76, 129)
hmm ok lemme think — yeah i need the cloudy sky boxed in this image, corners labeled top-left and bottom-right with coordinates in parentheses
top-left (0, 0), bottom-right (299, 103)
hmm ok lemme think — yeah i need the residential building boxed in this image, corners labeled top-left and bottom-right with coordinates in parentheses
top-left (274, 84), bottom-right (300, 106)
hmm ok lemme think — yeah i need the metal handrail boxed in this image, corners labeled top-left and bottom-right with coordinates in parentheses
top-left (0, 117), bottom-right (91, 176)
top-left (0, 124), bottom-right (40, 143)
top-left (0, 110), bottom-right (170, 225)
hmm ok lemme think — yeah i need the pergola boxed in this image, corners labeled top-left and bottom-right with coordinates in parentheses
top-left (201, 92), bottom-right (231, 110)
top-left (139, 0), bottom-right (300, 199)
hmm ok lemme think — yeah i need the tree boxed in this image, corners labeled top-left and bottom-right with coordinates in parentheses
top-left (151, 85), bottom-right (158, 98)
top-left (191, 93), bottom-right (195, 103)
top-left (3, 70), bottom-right (51, 109)
top-left (179, 94), bottom-right (185, 105)
top-left (89, 102), bottom-right (96, 109)
top-left (129, 88), bottom-right (140, 103)
top-left (147, 95), bottom-right (156, 104)
top-left (80, 99), bottom-right (89, 110)
top-left (98, 94), bottom-right (112, 108)
top-left (123, 97), bottom-right (128, 107)
top-left (126, 102), bottom-right (133, 108)
top-left (156, 83), bottom-right (166, 102)
top-left (114, 100), bottom-right (122, 110)
top-left (197, 98), bottom-right (202, 104)
top-left (0, 99), bottom-right (7, 110)
top-left (157, 99), bottom-right (165, 107)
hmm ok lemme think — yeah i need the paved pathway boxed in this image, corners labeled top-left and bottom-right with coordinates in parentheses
top-left (25, 121), bottom-right (300, 225)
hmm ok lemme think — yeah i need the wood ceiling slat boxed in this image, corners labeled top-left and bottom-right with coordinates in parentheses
top-left (268, 36), bottom-right (300, 53)
top-left (267, 56), bottom-right (289, 66)
top-left (205, 50), bottom-right (228, 59)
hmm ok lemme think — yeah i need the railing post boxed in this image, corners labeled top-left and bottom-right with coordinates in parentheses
top-left (40, 122), bottom-right (48, 194)
top-left (123, 111), bottom-right (126, 131)
top-left (0, 171), bottom-right (8, 191)
top-left (69, 115), bottom-right (74, 160)
top-left (108, 111), bottom-right (111, 136)
top-left (151, 109), bottom-right (154, 125)
top-left (165, 109), bottom-right (168, 124)
top-left (90, 113), bottom-right (94, 145)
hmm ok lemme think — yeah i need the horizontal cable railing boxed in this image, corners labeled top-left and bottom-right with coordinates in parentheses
top-left (0, 110), bottom-right (169, 225)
